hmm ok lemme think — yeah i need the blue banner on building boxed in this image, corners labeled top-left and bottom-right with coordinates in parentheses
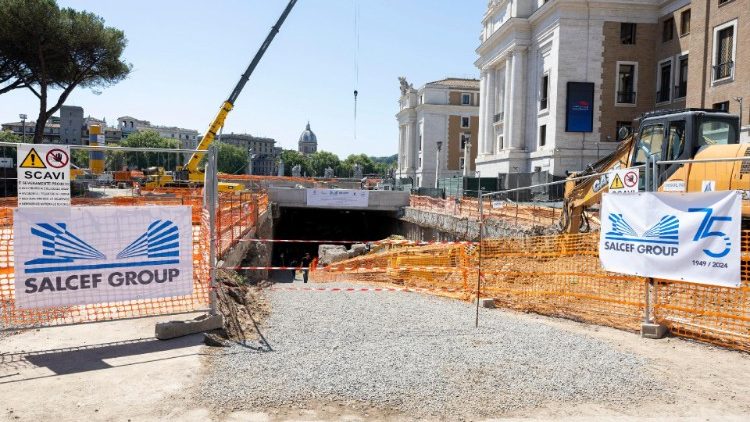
top-left (565, 82), bottom-right (594, 132)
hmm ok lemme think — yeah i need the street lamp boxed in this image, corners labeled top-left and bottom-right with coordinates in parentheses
top-left (19, 114), bottom-right (27, 142)
top-left (247, 147), bottom-right (256, 175)
top-left (434, 141), bottom-right (443, 189)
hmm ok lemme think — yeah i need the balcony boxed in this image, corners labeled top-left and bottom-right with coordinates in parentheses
top-left (713, 61), bottom-right (734, 81)
top-left (493, 112), bottom-right (504, 123)
top-left (616, 91), bottom-right (636, 104)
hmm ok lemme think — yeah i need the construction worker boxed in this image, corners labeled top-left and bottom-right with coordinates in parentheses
top-left (301, 252), bottom-right (312, 283)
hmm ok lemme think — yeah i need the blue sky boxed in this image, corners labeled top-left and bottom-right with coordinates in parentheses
top-left (0, 0), bottom-right (485, 157)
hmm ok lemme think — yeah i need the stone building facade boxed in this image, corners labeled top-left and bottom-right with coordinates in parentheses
top-left (476, 0), bottom-right (749, 182)
top-left (396, 78), bottom-right (480, 188)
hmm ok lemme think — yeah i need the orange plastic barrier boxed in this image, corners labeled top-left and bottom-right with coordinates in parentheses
top-left (320, 231), bottom-right (750, 352)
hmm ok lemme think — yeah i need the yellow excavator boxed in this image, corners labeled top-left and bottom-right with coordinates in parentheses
top-left (144, 0), bottom-right (298, 192)
top-left (560, 109), bottom-right (745, 233)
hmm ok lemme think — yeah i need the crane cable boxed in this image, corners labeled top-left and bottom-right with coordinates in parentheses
top-left (353, 0), bottom-right (359, 142)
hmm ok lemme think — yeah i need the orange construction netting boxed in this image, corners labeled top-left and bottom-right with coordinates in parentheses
top-left (318, 232), bottom-right (750, 352)
top-left (0, 192), bottom-right (267, 329)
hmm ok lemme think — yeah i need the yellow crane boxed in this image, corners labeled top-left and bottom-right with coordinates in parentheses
top-left (560, 109), bottom-right (745, 233)
top-left (145, 0), bottom-right (298, 192)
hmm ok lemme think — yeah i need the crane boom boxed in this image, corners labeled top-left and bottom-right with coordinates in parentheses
top-left (184, 0), bottom-right (298, 177)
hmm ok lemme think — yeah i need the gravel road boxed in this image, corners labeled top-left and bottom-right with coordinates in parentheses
top-left (197, 282), bottom-right (667, 419)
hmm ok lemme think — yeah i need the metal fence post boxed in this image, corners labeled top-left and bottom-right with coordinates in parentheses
top-left (651, 154), bottom-right (659, 192)
top-left (206, 144), bottom-right (219, 316)
top-left (475, 187), bottom-right (483, 328)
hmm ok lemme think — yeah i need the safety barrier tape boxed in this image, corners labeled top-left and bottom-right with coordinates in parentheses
top-left (237, 239), bottom-right (477, 245)
top-left (224, 266), bottom-right (463, 272)
top-left (267, 286), bottom-right (465, 293)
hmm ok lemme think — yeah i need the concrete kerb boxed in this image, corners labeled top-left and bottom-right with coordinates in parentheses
top-left (155, 314), bottom-right (224, 340)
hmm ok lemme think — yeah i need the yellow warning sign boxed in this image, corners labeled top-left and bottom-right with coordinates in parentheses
top-left (19, 148), bottom-right (46, 169)
top-left (610, 173), bottom-right (624, 190)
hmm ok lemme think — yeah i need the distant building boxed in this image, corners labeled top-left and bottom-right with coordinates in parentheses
top-left (211, 133), bottom-right (278, 176)
top-left (59, 105), bottom-right (83, 144)
top-left (1, 120), bottom-right (59, 142)
top-left (117, 116), bottom-right (198, 149)
top-left (298, 122), bottom-right (318, 154)
top-left (83, 116), bottom-right (122, 143)
top-left (396, 77), bottom-right (480, 188)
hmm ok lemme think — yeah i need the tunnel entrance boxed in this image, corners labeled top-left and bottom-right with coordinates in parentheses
top-left (271, 207), bottom-right (400, 268)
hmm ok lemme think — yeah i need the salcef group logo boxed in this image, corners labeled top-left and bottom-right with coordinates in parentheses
top-left (24, 219), bottom-right (180, 274)
top-left (603, 214), bottom-right (680, 257)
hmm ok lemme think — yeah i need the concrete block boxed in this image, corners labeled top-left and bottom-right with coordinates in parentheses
top-left (155, 314), bottom-right (224, 340)
top-left (480, 298), bottom-right (495, 308)
top-left (641, 323), bottom-right (668, 339)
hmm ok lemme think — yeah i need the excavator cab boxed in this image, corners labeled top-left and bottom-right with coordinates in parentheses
top-left (631, 109), bottom-right (740, 187)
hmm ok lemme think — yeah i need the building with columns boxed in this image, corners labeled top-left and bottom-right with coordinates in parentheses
top-left (396, 77), bottom-right (479, 188)
top-left (475, 0), bottom-right (749, 184)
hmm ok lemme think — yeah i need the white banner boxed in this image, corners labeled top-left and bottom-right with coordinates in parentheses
top-left (13, 206), bottom-right (194, 308)
top-left (600, 191), bottom-right (741, 287)
top-left (306, 189), bottom-right (369, 208)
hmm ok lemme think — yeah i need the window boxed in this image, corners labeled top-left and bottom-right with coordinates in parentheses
top-left (675, 55), bottom-right (688, 98)
top-left (460, 133), bottom-right (470, 150)
top-left (418, 123), bottom-right (423, 151)
top-left (657, 60), bottom-right (672, 103)
top-left (539, 125), bottom-right (547, 147)
top-left (681, 10), bottom-right (691, 35)
top-left (461, 117), bottom-right (470, 128)
top-left (540, 74), bottom-right (549, 110)
top-left (700, 119), bottom-right (735, 145)
top-left (663, 18), bottom-right (674, 42)
top-left (616, 62), bottom-right (637, 104)
top-left (620, 23), bottom-right (636, 44)
top-left (714, 23), bottom-right (735, 81)
top-left (667, 120), bottom-right (686, 160)
top-left (616, 121), bottom-right (633, 141)
top-left (713, 101), bottom-right (730, 112)
top-left (718, 0), bottom-right (730, 5)
top-left (461, 93), bottom-right (471, 105)
top-left (634, 124), bottom-right (664, 165)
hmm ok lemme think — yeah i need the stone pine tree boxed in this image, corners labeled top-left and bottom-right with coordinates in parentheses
top-left (0, 0), bottom-right (131, 143)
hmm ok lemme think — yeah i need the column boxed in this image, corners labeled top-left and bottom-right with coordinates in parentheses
top-left (398, 125), bottom-right (406, 173)
top-left (503, 55), bottom-right (513, 150)
top-left (510, 48), bottom-right (527, 150)
top-left (486, 67), bottom-right (496, 155)
top-left (408, 119), bottom-right (418, 180)
top-left (477, 71), bottom-right (487, 155)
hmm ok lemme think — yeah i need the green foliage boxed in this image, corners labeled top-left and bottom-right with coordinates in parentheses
top-left (308, 151), bottom-right (340, 177)
top-left (71, 149), bottom-right (88, 168)
top-left (0, 0), bottom-right (131, 142)
top-left (214, 142), bottom-right (248, 174)
top-left (112, 130), bottom-right (180, 171)
top-left (279, 149), bottom-right (312, 176)
top-left (0, 130), bottom-right (23, 143)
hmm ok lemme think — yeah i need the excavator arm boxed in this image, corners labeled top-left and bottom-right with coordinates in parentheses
top-left (559, 135), bottom-right (636, 233)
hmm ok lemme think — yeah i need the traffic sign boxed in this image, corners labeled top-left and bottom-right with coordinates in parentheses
top-left (608, 168), bottom-right (639, 194)
top-left (16, 144), bottom-right (70, 207)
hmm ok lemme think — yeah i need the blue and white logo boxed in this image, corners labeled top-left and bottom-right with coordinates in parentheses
top-left (605, 214), bottom-right (679, 245)
top-left (24, 220), bottom-right (180, 274)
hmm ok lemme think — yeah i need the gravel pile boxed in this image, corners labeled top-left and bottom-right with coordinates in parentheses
top-left (198, 282), bottom-right (667, 419)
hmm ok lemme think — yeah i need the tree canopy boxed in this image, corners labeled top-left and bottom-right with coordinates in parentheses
top-left (109, 130), bottom-right (180, 171)
top-left (214, 142), bottom-right (249, 174)
top-left (308, 151), bottom-right (340, 177)
top-left (0, 0), bottom-right (132, 143)
top-left (276, 149), bottom-right (395, 178)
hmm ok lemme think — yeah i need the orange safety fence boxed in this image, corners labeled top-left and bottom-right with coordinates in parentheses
top-left (319, 231), bottom-right (750, 352)
top-left (0, 192), bottom-right (266, 330)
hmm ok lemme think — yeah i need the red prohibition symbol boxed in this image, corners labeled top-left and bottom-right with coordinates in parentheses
top-left (46, 149), bottom-right (69, 168)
